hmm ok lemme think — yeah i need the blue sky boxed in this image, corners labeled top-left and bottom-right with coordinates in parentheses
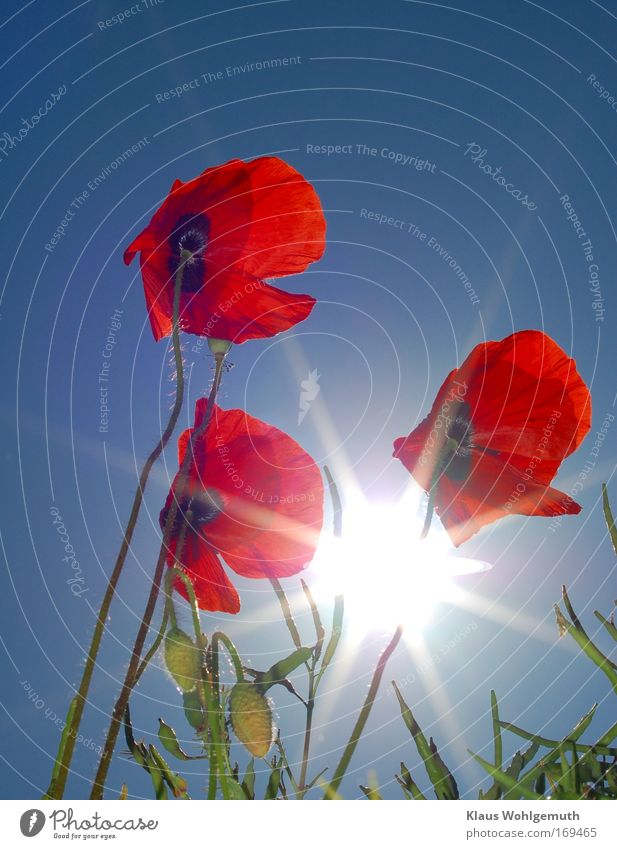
top-left (1, 0), bottom-right (617, 800)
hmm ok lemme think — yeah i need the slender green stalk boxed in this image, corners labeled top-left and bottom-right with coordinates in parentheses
top-left (297, 580), bottom-right (324, 796)
top-left (89, 351), bottom-right (226, 799)
top-left (270, 576), bottom-right (303, 649)
top-left (165, 566), bottom-right (228, 798)
top-left (491, 690), bottom-right (503, 771)
top-left (297, 468), bottom-right (343, 795)
top-left (325, 625), bottom-right (404, 797)
top-left (133, 606), bottom-right (170, 687)
top-left (211, 632), bottom-right (245, 682)
top-left (420, 490), bottom-right (435, 539)
top-left (298, 673), bottom-right (316, 795)
top-left (45, 251), bottom-right (190, 800)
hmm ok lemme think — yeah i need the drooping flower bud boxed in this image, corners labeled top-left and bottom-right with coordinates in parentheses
top-left (229, 682), bottom-right (274, 758)
top-left (164, 627), bottom-right (201, 692)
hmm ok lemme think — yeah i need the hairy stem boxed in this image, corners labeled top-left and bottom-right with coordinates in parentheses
top-left (89, 350), bottom-right (225, 799)
top-left (45, 252), bottom-right (189, 800)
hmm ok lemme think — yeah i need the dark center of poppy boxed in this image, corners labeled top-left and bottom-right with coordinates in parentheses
top-left (168, 213), bottom-right (210, 293)
top-left (160, 488), bottom-right (222, 537)
top-left (442, 403), bottom-right (474, 480)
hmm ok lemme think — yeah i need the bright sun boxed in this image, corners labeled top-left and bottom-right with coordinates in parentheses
top-left (310, 486), bottom-right (490, 642)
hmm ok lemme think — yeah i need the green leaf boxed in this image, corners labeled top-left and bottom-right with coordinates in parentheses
top-left (554, 604), bottom-right (617, 694)
top-left (301, 578), bottom-right (325, 660)
top-left (500, 703), bottom-right (600, 752)
top-left (324, 465), bottom-right (342, 537)
top-left (148, 744), bottom-right (190, 799)
top-left (143, 747), bottom-right (168, 800)
top-left (360, 784), bottom-right (382, 800)
top-left (265, 764), bottom-right (282, 799)
top-left (602, 483), bottom-right (617, 556)
top-left (317, 594), bottom-right (344, 684)
top-left (225, 777), bottom-right (248, 800)
top-left (43, 696), bottom-right (78, 799)
top-left (500, 743), bottom-right (541, 800)
top-left (241, 759), bottom-right (256, 799)
top-left (305, 767), bottom-right (329, 792)
top-left (490, 690), bottom-right (502, 771)
top-left (158, 718), bottom-right (207, 761)
top-left (260, 647), bottom-right (313, 690)
top-left (594, 610), bottom-right (617, 643)
top-left (396, 762), bottom-right (426, 800)
top-left (470, 751), bottom-right (542, 800)
top-left (182, 690), bottom-right (207, 733)
top-left (393, 682), bottom-right (458, 799)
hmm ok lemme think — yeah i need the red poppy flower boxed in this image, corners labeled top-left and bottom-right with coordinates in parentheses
top-left (160, 400), bottom-right (324, 613)
top-left (124, 156), bottom-right (326, 343)
top-left (393, 331), bottom-right (591, 546)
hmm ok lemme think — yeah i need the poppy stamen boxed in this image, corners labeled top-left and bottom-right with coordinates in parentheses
top-left (160, 488), bottom-right (222, 539)
top-left (168, 213), bottom-right (210, 292)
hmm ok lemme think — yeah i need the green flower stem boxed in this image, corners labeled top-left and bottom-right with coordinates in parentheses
top-left (297, 581), bottom-right (325, 797)
top-left (270, 577), bottom-right (303, 649)
top-left (267, 577), bottom-right (315, 795)
top-left (325, 625), bottom-right (404, 798)
top-left (298, 468), bottom-right (344, 796)
top-left (200, 629), bottom-right (232, 798)
top-left (298, 671), bottom-right (317, 796)
top-left (490, 690), bottom-right (503, 771)
top-left (166, 565), bottom-right (231, 799)
top-left (45, 250), bottom-right (190, 801)
top-left (211, 632), bottom-right (245, 683)
top-left (89, 349), bottom-right (226, 800)
top-left (133, 605), bottom-right (170, 687)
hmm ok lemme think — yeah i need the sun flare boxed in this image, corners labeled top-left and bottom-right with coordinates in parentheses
top-left (310, 486), bottom-right (491, 642)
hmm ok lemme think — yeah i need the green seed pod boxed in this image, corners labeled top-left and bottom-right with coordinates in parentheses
top-left (164, 627), bottom-right (201, 692)
top-left (229, 683), bottom-right (274, 758)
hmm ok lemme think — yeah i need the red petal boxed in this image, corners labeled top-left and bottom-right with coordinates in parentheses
top-left (434, 452), bottom-right (580, 546)
top-left (393, 331), bottom-right (591, 544)
top-left (182, 402), bottom-right (324, 578)
top-left (124, 157), bottom-right (325, 342)
top-left (153, 266), bottom-right (316, 344)
top-left (393, 368), bottom-right (461, 490)
top-left (170, 531), bottom-right (240, 614)
top-left (458, 331), bottom-right (591, 479)
top-left (232, 156), bottom-right (326, 278)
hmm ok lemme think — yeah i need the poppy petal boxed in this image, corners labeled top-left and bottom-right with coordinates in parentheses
top-left (173, 533), bottom-right (240, 614)
top-left (181, 401), bottom-right (323, 577)
top-left (124, 157), bottom-right (325, 342)
top-left (434, 452), bottom-right (580, 546)
top-left (394, 330), bottom-right (590, 546)
top-left (459, 331), bottom-right (591, 476)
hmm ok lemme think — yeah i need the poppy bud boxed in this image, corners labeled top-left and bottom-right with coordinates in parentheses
top-left (164, 627), bottom-right (202, 692)
top-left (229, 683), bottom-right (274, 758)
top-left (207, 337), bottom-right (232, 355)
